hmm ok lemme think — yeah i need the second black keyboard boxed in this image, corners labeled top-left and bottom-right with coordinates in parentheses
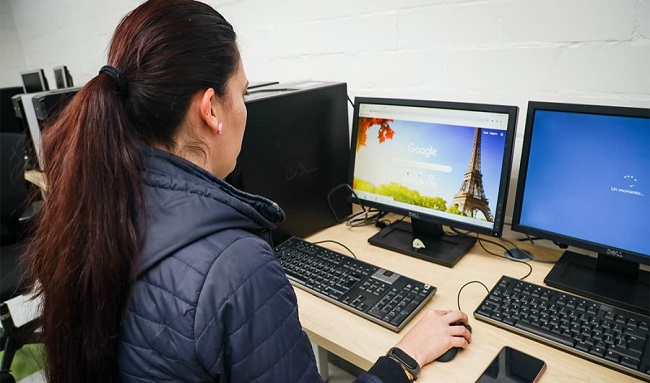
top-left (474, 275), bottom-right (650, 381)
top-left (274, 237), bottom-right (436, 332)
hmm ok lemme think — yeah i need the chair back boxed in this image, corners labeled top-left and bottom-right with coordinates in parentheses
top-left (0, 132), bottom-right (28, 234)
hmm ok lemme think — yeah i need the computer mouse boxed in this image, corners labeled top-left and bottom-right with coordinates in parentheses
top-left (436, 322), bottom-right (472, 363)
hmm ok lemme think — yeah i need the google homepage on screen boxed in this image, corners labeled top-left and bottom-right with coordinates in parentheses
top-left (353, 103), bottom-right (509, 231)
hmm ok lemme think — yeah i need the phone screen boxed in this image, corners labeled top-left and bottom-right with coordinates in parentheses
top-left (476, 346), bottom-right (546, 383)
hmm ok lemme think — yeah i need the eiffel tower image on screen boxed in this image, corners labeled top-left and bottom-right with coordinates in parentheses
top-left (452, 127), bottom-right (493, 222)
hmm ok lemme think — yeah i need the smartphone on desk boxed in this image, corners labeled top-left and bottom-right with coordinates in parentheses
top-left (475, 346), bottom-right (546, 383)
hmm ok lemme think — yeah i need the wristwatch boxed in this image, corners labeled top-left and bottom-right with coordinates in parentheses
top-left (387, 347), bottom-right (421, 381)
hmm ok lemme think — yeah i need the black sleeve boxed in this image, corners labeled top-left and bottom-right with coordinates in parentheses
top-left (354, 356), bottom-right (411, 383)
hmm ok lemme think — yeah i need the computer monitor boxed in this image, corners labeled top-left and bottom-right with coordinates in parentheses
top-left (20, 69), bottom-right (49, 94)
top-left (349, 97), bottom-right (518, 267)
top-left (53, 66), bottom-right (74, 88)
top-left (512, 101), bottom-right (650, 315)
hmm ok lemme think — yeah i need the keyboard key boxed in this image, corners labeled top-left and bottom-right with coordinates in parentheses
top-left (621, 356), bottom-right (640, 370)
top-left (515, 321), bottom-right (575, 347)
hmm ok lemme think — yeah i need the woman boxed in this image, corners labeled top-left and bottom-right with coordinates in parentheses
top-left (25, 0), bottom-right (471, 382)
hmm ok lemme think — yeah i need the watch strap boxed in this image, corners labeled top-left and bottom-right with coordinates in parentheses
top-left (387, 347), bottom-right (420, 381)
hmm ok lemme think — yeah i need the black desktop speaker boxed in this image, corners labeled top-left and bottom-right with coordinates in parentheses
top-left (229, 81), bottom-right (352, 245)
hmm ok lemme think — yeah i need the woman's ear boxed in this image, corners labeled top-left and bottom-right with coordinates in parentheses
top-left (199, 88), bottom-right (220, 134)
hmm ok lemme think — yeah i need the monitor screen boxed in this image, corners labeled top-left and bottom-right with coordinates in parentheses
top-left (514, 103), bottom-right (650, 257)
top-left (21, 69), bottom-right (49, 94)
top-left (53, 66), bottom-right (73, 88)
top-left (512, 101), bottom-right (650, 314)
top-left (349, 97), bottom-right (518, 267)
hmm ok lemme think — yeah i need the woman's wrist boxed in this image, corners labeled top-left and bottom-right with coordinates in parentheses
top-left (386, 347), bottom-right (421, 381)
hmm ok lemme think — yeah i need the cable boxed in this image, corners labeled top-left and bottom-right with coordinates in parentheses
top-left (501, 236), bottom-right (557, 264)
top-left (326, 183), bottom-right (368, 223)
top-left (376, 215), bottom-right (406, 229)
top-left (457, 280), bottom-right (490, 312)
top-left (499, 236), bottom-right (520, 250)
top-left (325, 183), bottom-right (396, 228)
top-left (516, 234), bottom-right (542, 245)
top-left (347, 96), bottom-right (355, 108)
top-left (347, 209), bottom-right (387, 227)
top-left (312, 240), bottom-right (357, 259)
top-left (476, 236), bottom-right (533, 280)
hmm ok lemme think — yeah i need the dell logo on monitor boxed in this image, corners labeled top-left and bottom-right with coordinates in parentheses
top-left (606, 249), bottom-right (623, 258)
top-left (408, 212), bottom-right (420, 219)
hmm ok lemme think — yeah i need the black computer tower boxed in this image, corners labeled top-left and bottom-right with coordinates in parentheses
top-left (229, 81), bottom-right (352, 245)
top-left (1, 87), bottom-right (23, 133)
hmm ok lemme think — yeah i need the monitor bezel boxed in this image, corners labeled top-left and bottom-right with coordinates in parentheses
top-left (53, 65), bottom-right (74, 88)
top-left (53, 66), bottom-right (67, 88)
top-left (348, 96), bottom-right (518, 237)
top-left (20, 69), bottom-right (49, 94)
top-left (512, 100), bottom-right (650, 265)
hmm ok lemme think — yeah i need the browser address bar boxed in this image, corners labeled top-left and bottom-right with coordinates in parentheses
top-left (358, 104), bottom-right (508, 129)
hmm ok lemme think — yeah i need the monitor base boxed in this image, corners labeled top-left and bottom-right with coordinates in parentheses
top-left (545, 251), bottom-right (649, 316)
top-left (368, 220), bottom-right (476, 268)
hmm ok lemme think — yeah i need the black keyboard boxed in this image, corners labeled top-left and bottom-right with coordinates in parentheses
top-left (475, 275), bottom-right (650, 380)
top-left (274, 237), bottom-right (436, 332)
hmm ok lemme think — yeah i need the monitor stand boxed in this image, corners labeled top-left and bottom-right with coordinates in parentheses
top-left (368, 219), bottom-right (476, 268)
top-left (545, 251), bottom-right (649, 316)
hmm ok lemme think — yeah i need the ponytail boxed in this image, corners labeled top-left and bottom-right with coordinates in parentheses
top-left (25, 73), bottom-right (142, 383)
top-left (22, 1), bottom-right (239, 381)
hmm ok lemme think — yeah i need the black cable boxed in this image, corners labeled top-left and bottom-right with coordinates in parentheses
top-left (499, 236), bottom-right (520, 250)
top-left (325, 183), bottom-right (391, 228)
top-left (347, 96), bottom-right (355, 108)
top-left (501, 236), bottom-right (557, 264)
top-left (457, 280), bottom-right (490, 312)
top-left (476, 236), bottom-right (533, 280)
top-left (516, 234), bottom-right (542, 245)
top-left (447, 226), bottom-right (475, 238)
top-left (376, 214), bottom-right (405, 229)
top-left (327, 183), bottom-right (368, 223)
top-left (347, 209), bottom-right (387, 227)
top-left (500, 236), bottom-right (535, 260)
top-left (312, 240), bottom-right (357, 259)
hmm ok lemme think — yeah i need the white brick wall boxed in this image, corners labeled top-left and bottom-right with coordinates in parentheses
top-left (4, 0), bottom-right (648, 104)
top-left (2, 0), bottom-right (649, 227)
top-left (0, 1), bottom-right (26, 86)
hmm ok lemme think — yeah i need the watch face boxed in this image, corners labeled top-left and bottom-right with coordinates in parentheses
top-left (393, 348), bottom-right (418, 370)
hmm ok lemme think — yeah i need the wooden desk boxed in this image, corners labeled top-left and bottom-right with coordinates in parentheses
top-left (302, 222), bottom-right (643, 382)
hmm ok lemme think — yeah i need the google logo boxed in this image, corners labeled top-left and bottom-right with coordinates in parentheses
top-left (408, 143), bottom-right (438, 158)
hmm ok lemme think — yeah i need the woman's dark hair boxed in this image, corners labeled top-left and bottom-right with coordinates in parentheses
top-left (24, 1), bottom-right (239, 382)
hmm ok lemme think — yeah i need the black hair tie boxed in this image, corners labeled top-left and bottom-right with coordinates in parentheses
top-left (99, 65), bottom-right (128, 97)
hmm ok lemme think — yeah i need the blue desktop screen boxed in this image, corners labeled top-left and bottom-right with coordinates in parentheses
top-left (519, 110), bottom-right (650, 256)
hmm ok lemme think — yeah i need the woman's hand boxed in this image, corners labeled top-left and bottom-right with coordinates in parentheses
top-left (394, 309), bottom-right (472, 367)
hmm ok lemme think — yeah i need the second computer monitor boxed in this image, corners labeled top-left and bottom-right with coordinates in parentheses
top-left (349, 97), bottom-right (518, 267)
top-left (512, 101), bottom-right (650, 314)
top-left (20, 69), bottom-right (49, 94)
top-left (53, 66), bottom-right (74, 88)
